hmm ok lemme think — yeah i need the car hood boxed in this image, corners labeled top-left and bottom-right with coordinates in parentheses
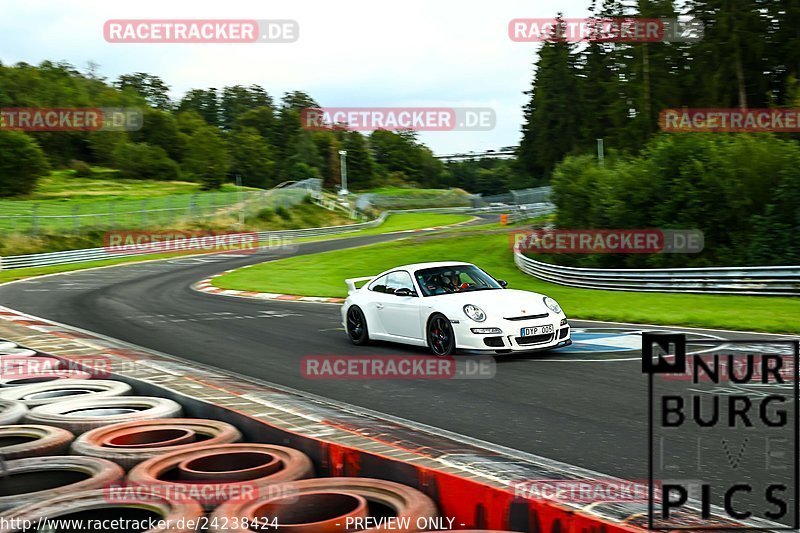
top-left (427, 288), bottom-right (554, 318)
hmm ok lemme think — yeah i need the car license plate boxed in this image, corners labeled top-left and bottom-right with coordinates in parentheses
top-left (521, 325), bottom-right (554, 336)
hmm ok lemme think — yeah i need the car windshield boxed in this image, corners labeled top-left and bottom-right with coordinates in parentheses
top-left (414, 265), bottom-right (502, 296)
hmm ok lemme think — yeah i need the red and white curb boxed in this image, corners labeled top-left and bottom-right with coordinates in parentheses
top-left (193, 273), bottom-right (345, 304)
top-left (191, 218), bottom-right (477, 304)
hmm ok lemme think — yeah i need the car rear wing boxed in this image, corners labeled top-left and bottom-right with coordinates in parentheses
top-left (345, 276), bottom-right (374, 294)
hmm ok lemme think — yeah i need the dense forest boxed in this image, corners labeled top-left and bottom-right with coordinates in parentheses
top-left (517, 0), bottom-right (800, 267)
top-left (519, 0), bottom-right (800, 178)
top-left (0, 63), bottom-right (512, 196)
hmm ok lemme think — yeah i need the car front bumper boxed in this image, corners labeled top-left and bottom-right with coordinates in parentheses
top-left (452, 318), bottom-right (571, 354)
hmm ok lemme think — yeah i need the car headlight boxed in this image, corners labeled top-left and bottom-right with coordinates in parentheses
top-left (463, 304), bottom-right (486, 322)
top-left (543, 297), bottom-right (562, 314)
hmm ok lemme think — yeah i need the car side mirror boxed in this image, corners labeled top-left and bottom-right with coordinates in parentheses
top-left (394, 288), bottom-right (417, 297)
top-left (497, 279), bottom-right (508, 288)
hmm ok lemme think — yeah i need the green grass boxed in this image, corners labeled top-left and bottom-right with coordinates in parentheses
top-left (0, 170), bottom-right (263, 233)
top-left (332, 213), bottom-right (469, 237)
top-left (366, 186), bottom-right (469, 197)
top-left (214, 231), bottom-right (800, 334)
top-left (366, 213), bottom-right (471, 233)
top-left (0, 201), bottom-right (355, 256)
top-left (290, 213), bottom-right (474, 245)
top-left (358, 187), bottom-right (472, 209)
top-left (0, 213), bottom-right (471, 286)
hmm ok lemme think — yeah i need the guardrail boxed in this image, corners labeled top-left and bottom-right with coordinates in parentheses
top-left (0, 202), bottom-right (549, 271)
top-left (0, 213), bottom-right (389, 270)
top-left (514, 251), bottom-right (800, 296)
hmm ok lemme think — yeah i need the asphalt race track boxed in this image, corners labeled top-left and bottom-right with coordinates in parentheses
top-left (0, 229), bottom-right (794, 500)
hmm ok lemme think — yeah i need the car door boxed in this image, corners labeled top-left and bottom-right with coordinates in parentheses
top-left (377, 271), bottom-right (423, 339)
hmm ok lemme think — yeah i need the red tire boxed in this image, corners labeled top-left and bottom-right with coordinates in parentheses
top-left (0, 424), bottom-right (74, 459)
top-left (0, 456), bottom-right (124, 511)
top-left (0, 488), bottom-right (203, 533)
top-left (210, 477), bottom-right (438, 533)
top-left (128, 443), bottom-right (314, 510)
top-left (72, 418), bottom-right (242, 469)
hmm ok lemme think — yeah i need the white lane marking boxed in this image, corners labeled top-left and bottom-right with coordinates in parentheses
top-left (123, 309), bottom-right (302, 325)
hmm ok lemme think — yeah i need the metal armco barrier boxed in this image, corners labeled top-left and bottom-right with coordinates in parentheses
top-left (0, 213), bottom-right (389, 271)
top-left (514, 251), bottom-right (800, 296)
top-left (0, 205), bottom-right (530, 271)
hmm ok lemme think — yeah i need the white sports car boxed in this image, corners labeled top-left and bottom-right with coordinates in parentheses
top-left (341, 261), bottom-right (572, 356)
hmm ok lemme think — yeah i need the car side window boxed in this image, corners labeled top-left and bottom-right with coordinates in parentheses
top-left (368, 274), bottom-right (389, 293)
top-left (386, 271), bottom-right (415, 295)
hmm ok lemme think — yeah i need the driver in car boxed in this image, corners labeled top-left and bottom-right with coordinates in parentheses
top-left (444, 272), bottom-right (466, 292)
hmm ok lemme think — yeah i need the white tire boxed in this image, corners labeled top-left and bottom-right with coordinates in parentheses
top-left (0, 348), bottom-right (37, 357)
top-left (0, 340), bottom-right (18, 351)
top-left (25, 396), bottom-right (183, 435)
top-left (0, 379), bottom-right (132, 407)
top-left (0, 399), bottom-right (27, 424)
top-left (1, 489), bottom-right (203, 532)
top-left (0, 456), bottom-right (124, 511)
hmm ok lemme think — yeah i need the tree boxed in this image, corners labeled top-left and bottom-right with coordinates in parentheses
top-left (228, 127), bottom-right (275, 188)
top-left (685, 0), bottom-right (769, 109)
top-left (130, 109), bottom-right (184, 160)
top-left (181, 125), bottom-right (229, 188)
top-left (286, 130), bottom-right (324, 178)
top-left (369, 130), bottom-right (427, 184)
top-left (116, 73), bottom-right (172, 110)
top-left (234, 106), bottom-right (276, 140)
top-left (220, 85), bottom-right (273, 129)
top-left (87, 131), bottom-right (129, 166)
top-left (518, 14), bottom-right (582, 180)
top-left (551, 133), bottom-right (800, 268)
top-left (280, 91), bottom-right (319, 111)
top-left (178, 88), bottom-right (220, 126)
top-left (340, 131), bottom-right (375, 190)
top-left (0, 130), bottom-right (48, 196)
top-left (112, 142), bottom-right (180, 181)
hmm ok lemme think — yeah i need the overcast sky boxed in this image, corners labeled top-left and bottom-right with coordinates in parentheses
top-left (1, 0), bottom-right (591, 154)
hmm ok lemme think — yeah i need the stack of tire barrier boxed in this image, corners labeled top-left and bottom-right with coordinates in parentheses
top-left (0, 341), bottom-right (518, 532)
top-left (0, 339), bottom-right (90, 386)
